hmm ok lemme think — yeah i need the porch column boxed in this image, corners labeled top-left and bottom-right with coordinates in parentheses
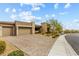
top-left (16, 26), bottom-right (19, 36)
top-left (32, 22), bottom-right (35, 34)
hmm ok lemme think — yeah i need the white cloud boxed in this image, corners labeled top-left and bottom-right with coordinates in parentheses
top-left (59, 12), bottom-right (68, 15)
top-left (52, 14), bottom-right (55, 17)
top-left (32, 7), bottom-right (40, 11)
top-left (24, 3), bottom-right (45, 11)
top-left (73, 19), bottom-right (79, 23)
top-left (64, 19), bottom-right (79, 30)
top-left (31, 4), bottom-right (41, 11)
top-left (65, 23), bottom-right (79, 30)
top-left (54, 3), bottom-right (59, 9)
top-left (5, 8), bottom-right (10, 13)
top-left (45, 14), bottom-right (49, 18)
top-left (10, 10), bottom-right (42, 22)
top-left (31, 3), bottom-right (45, 8)
top-left (10, 14), bottom-right (17, 20)
top-left (64, 3), bottom-right (71, 8)
top-left (12, 8), bottom-right (16, 13)
top-left (45, 14), bottom-right (56, 19)
top-left (35, 16), bottom-right (42, 20)
top-left (19, 11), bottom-right (35, 22)
top-left (20, 3), bottom-right (23, 7)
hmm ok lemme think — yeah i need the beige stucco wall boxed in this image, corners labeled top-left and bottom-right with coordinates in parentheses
top-left (0, 26), bottom-right (2, 36)
top-left (41, 23), bottom-right (47, 33)
top-left (15, 21), bottom-right (35, 35)
top-left (32, 22), bottom-right (35, 34)
top-left (0, 21), bottom-right (35, 36)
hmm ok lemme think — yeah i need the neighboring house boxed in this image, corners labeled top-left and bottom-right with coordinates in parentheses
top-left (0, 21), bottom-right (47, 36)
top-left (35, 23), bottom-right (48, 34)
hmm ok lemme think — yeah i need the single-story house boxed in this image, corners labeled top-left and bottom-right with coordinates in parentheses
top-left (0, 21), bottom-right (35, 36)
top-left (0, 21), bottom-right (47, 36)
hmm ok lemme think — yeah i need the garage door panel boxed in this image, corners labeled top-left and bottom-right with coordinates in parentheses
top-left (18, 27), bottom-right (32, 35)
top-left (2, 27), bottom-right (13, 36)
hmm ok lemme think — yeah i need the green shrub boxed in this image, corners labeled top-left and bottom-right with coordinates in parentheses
top-left (0, 40), bottom-right (6, 54)
top-left (64, 30), bottom-right (79, 34)
top-left (8, 50), bottom-right (24, 56)
top-left (41, 32), bottom-right (45, 35)
top-left (52, 30), bottom-right (59, 38)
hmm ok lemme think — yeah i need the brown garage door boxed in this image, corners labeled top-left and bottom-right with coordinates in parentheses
top-left (2, 26), bottom-right (14, 36)
top-left (18, 27), bottom-right (32, 35)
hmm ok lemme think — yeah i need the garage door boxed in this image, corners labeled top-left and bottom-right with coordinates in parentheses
top-left (18, 27), bottom-right (32, 35)
top-left (2, 26), bottom-right (14, 36)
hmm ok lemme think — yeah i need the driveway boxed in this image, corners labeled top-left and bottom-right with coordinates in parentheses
top-left (2, 34), bottom-right (56, 56)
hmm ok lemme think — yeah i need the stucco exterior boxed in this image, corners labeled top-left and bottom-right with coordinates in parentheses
top-left (0, 21), bottom-right (35, 36)
top-left (41, 23), bottom-right (47, 33)
top-left (0, 21), bottom-right (48, 36)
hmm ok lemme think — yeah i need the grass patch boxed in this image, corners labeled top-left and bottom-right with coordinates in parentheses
top-left (8, 50), bottom-right (24, 56)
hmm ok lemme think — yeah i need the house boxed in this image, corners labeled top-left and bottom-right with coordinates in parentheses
top-left (35, 23), bottom-right (48, 34)
top-left (0, 21), bottom-right (47, 36)
top-left (0, 21), bottom-right (35, 36)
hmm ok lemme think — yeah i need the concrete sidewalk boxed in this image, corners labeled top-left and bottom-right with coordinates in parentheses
top-left (48, 35), bottom-right (78, 56)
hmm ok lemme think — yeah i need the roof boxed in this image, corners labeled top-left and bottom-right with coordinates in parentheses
top-left (0, 21), bottom-right (32, 25)
top-left (0, 21), bottom-right (15, 25)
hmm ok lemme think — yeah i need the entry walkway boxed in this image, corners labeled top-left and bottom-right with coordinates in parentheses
top-left (48, 35), bottom-right (78, 56)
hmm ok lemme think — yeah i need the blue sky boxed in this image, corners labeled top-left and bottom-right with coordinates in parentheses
top-left (0, 3), bottom-right (79, 30)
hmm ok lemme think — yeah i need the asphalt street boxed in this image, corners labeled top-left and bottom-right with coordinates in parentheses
top-left (65, 34), bottom-right (79, 55)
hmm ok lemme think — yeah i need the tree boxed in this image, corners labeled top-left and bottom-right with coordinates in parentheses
top-left (49, 19), bottom-right (63, 33)
top-left (47, 18), bottom-right (63, 38)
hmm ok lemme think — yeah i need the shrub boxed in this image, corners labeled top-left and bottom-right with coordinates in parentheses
top-left (64, 30), bottom-right (79, 34)
top-left (41, 32), bottom-right (45, 35)
top-left (0, 40), bottom-right (6, 54)
top-left (52, 30), bottom-right (59, 38)
top-left (8, 50), bottom-right (24, 56)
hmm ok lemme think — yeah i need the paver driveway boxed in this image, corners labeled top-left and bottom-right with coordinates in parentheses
top-left (2, 34), bottom-right (56, 56)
